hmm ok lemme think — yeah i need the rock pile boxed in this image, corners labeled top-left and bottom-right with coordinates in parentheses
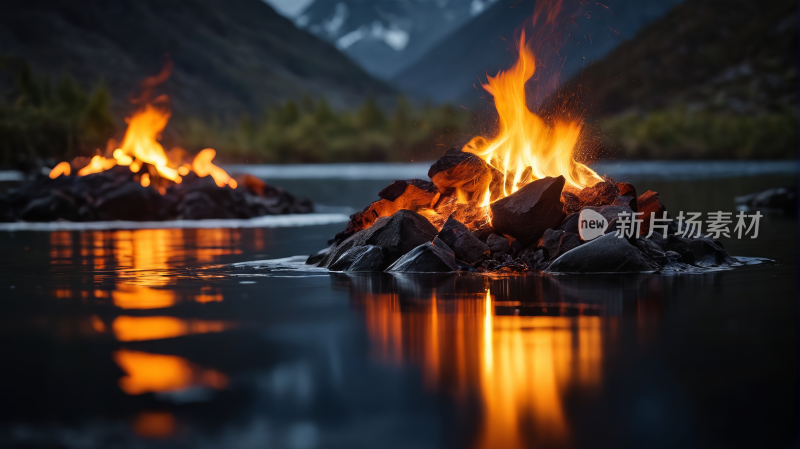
top-left (0, 167), bottom-right (312, 222)
top-left (309, 148), bottom-right (737, 274)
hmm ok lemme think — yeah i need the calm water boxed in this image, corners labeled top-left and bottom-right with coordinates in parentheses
top-left (0, 163), bottom-right (797, 448)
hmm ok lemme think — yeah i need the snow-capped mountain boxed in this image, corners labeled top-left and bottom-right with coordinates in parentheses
top-left (294, 0), bottom-right (498, 79)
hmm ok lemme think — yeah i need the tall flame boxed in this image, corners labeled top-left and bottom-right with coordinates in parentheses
top-left (464, 31), bottom-right (603, 194)
top-left (115, 100), bottom-right (181, 182)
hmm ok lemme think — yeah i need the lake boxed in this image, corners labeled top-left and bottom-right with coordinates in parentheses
top-left (0, 161), bottom-right (797, 448)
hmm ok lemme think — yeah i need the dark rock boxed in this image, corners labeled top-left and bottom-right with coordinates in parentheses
top-left (431, 236), bottom-right (455, 257)
top-left (177, 190), bottom-right (235, 220)
top-left (428, 148), bottom-right (502, 201)
top-left (636, 190), bottom-right (667, 236)
top-left (494, 258), bottom-right (529, 273)
top-left (385, 242), bottom-right (459, 273)
top-left (437, 218), bottom-right (490, 265)
top-left (471, 226), bottom-right (494, 242)
top-left (453, 233), bottom-right (490, 265)
top-left (321, 209), bottom-right (438, 268)
top-left (379, 179), bottom-right (438, 201)
top-left (95, 182), bottom-right (157, 221)
top-left (546, 233), bottom-right (659, 273)
top-left (306, 246), bottom-right (332, 266)
top-left (329, 245), bottom-right (375, 271)
top-left (487, 234), bottom-right (510, 255)
top-left (613, 195), bottom-right (637, 211)
top-left (734, 186), bottom-right (797, 216)
top-left (660, 250), bottom-right (699, 272)
top-left (490, 176), bottom-right (566, 246)
top-left (655, 234), bottom-right (736, 267)
top-left (537, 229), bottom-right (582, 261)
top-left (556, 213), bottom-right (580, 234)
top-left (18, 192), bottom-right (77, 222)
top-left (519, 248), bottom-right (549, 271)
top-left (634, 237), bottom-right (668, 267)
top-left (347, 246), bottom-right (387, 272)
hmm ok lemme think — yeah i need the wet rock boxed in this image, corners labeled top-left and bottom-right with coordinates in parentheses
top-left (432, 236), bottom-right (455, 257)
top-left (437, 218), bottom-right (490, 265)
top-left (322, 209), bottom-right (438, 268)
top-left (329, 245), bottom-right (375, 271)
top-left (546, 233), bottom-right (659, 273)
top-left (306, 246), bottom-right (331, 266)
top-left (427, 148), bottom-right (502, 201)
top-left (490, 176), bottom-right (566, 246)
top-left (487, 233), bottom-right (510, 255)
top-left (634, 237), bottom-right (668, 267)
top-left (537, 229), bottom-right (582, 261)
top-left (347, 246), bottom-right (387, 272)
top-left (385, 242), bottom-right (459, 273)
top-left (660, 250), bottom-right (699, 272)
top-left (519, 247), bottom-right (549, 271)
top-left (655, 234), bottom-right (736, 267)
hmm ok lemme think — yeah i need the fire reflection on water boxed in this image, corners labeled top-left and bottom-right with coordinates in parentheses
top-left (48, 228), bottom-right (244, 307)
top-left (351, 278), bottom-right (618, 449)
top-left (45, 228), bottom-right (249, 412)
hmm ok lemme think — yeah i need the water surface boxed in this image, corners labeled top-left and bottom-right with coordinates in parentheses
top-left (0, 162), bottom-right (796, 448)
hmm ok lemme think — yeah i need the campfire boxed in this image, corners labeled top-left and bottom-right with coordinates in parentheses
top-left (309, 30), bottom-right (737, 274)
top-left (0, 63), bottom-right (312, 223)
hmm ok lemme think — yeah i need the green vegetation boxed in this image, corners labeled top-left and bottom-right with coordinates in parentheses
top-left (601, 108), bottom-right (797, 160)
top-left (176, 96), bottom-right (470, 163)
top-left (0, 58), bottom-right (116, 168)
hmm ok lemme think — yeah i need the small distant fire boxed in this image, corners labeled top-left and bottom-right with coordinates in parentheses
top-left (49, 62), bottom-right (236, 193)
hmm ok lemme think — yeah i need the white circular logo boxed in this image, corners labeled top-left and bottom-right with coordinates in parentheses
top-left (578, 209), bottom-right (609, 241)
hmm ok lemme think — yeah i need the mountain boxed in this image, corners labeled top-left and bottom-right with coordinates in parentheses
top-left (295, 0), bottom-right (487, 79)
top-left (560, 0), bottom-right (797, 116)
top-left (0, 0), bottom-right (393, 120)
top-left (392, 0), bottom-right (684, 105)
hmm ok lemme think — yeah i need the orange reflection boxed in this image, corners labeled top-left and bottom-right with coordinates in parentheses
top-left (113, 285), bottom-right (176, 310)
top-left (132, 411), bottom-right (176, 439)
top-left (355, 288), bottom-right (609, 449)
top-left (47, 228), bottom-right (247, 306)
top-left (112, 316), bottom-right (230, 342)
top-left (114, 349), bottom-right (227, 395)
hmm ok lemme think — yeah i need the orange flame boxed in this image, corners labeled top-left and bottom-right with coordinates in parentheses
top-left (115, 100), bottom-right (181, 183)
top-left (47, 64), bottom-right (237, 194)
top-left (193, 149), bottom-right (237, 189)
top-left (464, 31), bottom-right (602, 195)
top-left (48, 161), bottom-right (71, 179)
top-left (77, 155), bottom-right (117, 176)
